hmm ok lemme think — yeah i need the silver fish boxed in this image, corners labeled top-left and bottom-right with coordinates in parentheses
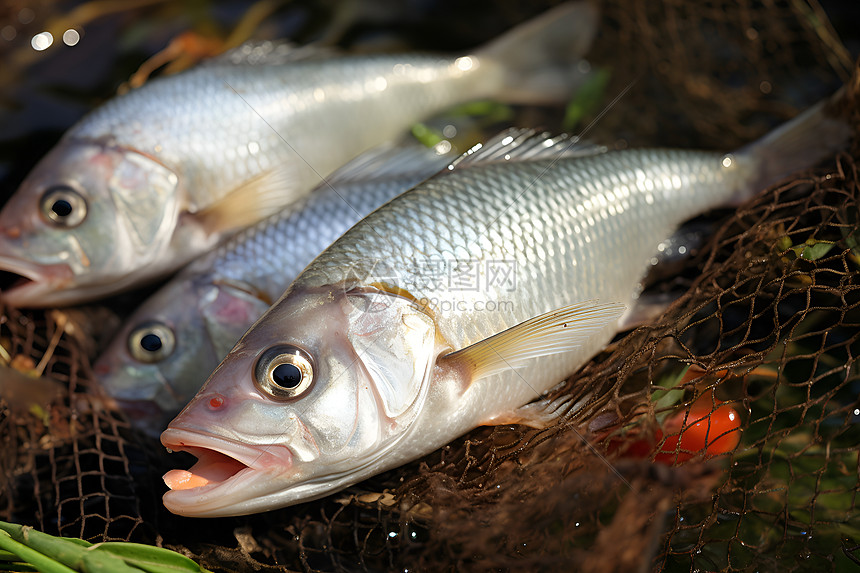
top-left (94, 141), bottom-right (454, 433)
top-left (0, 2), bottom-right (597, 307)
top-left (159, 96), bottom-right (851, 517)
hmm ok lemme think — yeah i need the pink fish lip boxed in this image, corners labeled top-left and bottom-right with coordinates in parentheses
top-left (0, 254), bottom-right (74, 307)
top-left (160, 428), bottom-right (294, 492)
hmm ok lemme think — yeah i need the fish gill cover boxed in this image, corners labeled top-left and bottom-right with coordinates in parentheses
top-left (0, 0), bottom-right (859, 571)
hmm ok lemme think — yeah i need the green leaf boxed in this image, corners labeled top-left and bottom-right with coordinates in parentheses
top-left (90, 542), bottom-right (212, 572)
top-left (563, 68), bottom-right (611, 131)
top-left (800, 240), bottom-right (834, 260)
top-left (411, 122), bottom-right (444, 147)
top-left (776, 235), bottom-right (793, 252)
top-left (445, 100), bottom-right (513, 122)
top-left (651, 364), bottom-right (691, 414)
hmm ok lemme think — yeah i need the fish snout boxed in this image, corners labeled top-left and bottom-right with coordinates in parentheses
top-left (167, 390), bottom-right (238, 430)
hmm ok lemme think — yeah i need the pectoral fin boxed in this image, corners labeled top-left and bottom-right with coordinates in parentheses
top-left (444, 300), bottom-right (626, 384)
top-left (197, 164), bottom-right (300, 234)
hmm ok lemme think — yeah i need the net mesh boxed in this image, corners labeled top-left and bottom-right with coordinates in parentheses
top-left (1, 0), bottom-right (858, 571)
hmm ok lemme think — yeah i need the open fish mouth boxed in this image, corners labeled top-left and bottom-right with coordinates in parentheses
top-left (161, 428), bottom-right (294, 516)
top-left (0, 255), bottom-right (74, 306)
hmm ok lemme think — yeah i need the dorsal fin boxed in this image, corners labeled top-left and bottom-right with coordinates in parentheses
top-left (448, 128), bottom-right (607, 171)
top-left (206, 40), bottom-right (338, 67)
top-left (325, 142), bottom-right (454, 186)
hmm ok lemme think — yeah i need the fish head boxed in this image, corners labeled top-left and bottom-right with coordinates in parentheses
top-left (0, 139), bottom-right (180, 307)
top-left (94, 276), bottom-right (271, 435)
top-left (161, 283), bottom-right (443, 517)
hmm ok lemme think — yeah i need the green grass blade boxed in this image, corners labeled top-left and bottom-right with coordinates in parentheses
top-left (0, 522), bottom-right (142, 573)
top-left (0, 549), bottom-right (25, 561)
top-left (0, 563), bottom-right (38, 572)
top-left (0, 522), bottom-right (211, 573)
top-left (0, 531), bottom-right (76, 573)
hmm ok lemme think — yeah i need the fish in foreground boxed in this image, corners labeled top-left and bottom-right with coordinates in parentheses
top-left (161, 95), bottom-right (852, 517)
top-left (94, 142), bottom-right (454, 434)
top-left (0, 2), bottom-right (597, 308)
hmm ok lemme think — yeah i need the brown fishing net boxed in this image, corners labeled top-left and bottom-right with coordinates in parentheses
top-left (1, 0), bottom-right (859, 571)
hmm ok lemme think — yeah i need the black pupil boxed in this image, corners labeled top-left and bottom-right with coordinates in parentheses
top-left (51, 199), bottom-right (73, 217)
top-left (140, 334), bottom-right (163, 352)
top-left (272, 363), bottom-right (302, 389)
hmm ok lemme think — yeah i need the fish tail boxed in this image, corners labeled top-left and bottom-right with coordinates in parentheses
top-left (733, 87), bottom-right (854, 204)
top-left (476, 1), bottom-right (599, 105)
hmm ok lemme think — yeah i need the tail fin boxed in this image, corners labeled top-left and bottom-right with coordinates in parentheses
top-left (476, 1), bottom-right (599, 105)
top-left (734, 88), bottom-right (853, 204)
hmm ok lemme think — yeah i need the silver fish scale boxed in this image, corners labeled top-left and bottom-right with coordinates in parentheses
top-left (186, 168), bottom-right (450, 301)
top-left (68, 55), bottom-right (494, 211)
top-left (294, 149), bottom-right (741, 349)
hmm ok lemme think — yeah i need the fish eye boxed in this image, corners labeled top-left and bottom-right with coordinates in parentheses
top-left (254, 345), bottom-right (315, 400)
top-left (39, 185), bottom-right (88, 227)
top-left (128, 322), bottom-right (176, 363)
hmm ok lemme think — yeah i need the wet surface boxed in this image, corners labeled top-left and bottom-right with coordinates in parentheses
top-left (1, 1), bottom-right (860, 571)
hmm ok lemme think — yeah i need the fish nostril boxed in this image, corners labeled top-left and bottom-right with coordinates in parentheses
top-left (3, 226), bottom-right (21, 239)
top-left (207, 394), bottom-right (226, 411)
